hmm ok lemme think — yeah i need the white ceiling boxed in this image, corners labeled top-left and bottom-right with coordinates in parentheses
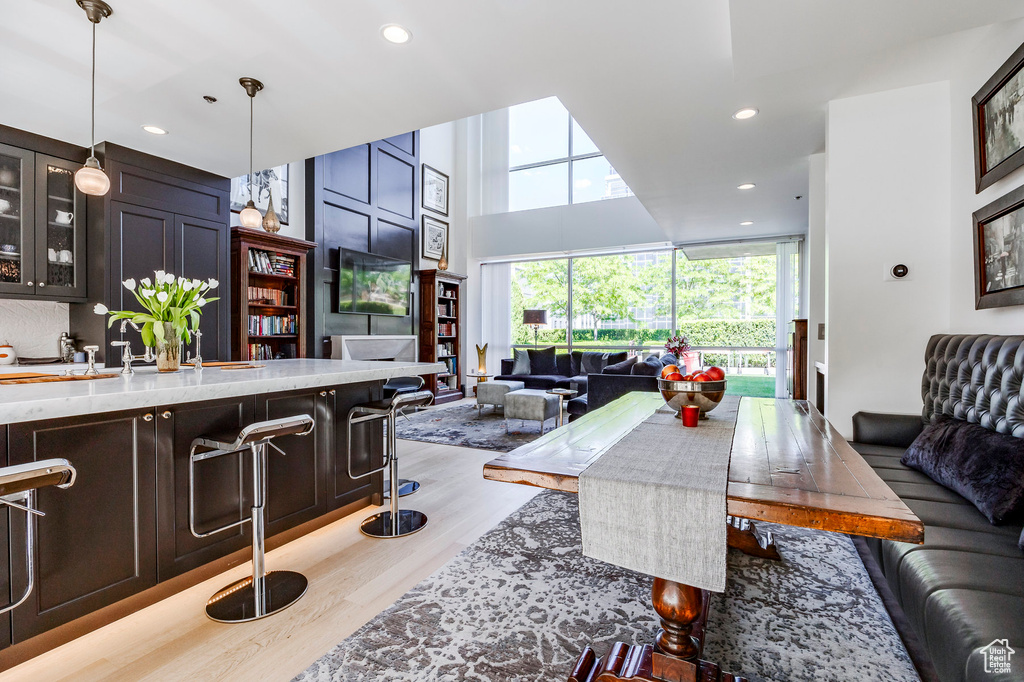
top-left (4, 1), bottom-right (1024, 244)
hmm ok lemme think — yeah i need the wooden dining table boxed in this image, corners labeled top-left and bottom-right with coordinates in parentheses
top-left (483, 393), bottom-right (924, 682)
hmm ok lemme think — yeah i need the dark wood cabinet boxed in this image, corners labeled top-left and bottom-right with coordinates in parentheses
top-left (0, 428), bottom-right (10, 649)
top-left (419, 269), bottom-right (466, 404)
top-left (7, 410), bottom-right (157, 642)
top-left (70, 144), bottom-right (230, 363)
top-left (787, 319), bottom-right (808, 401)
top-left (155, 397), bottom-right (255, 581)
top-left (323, 381), bottom-right (385, 511)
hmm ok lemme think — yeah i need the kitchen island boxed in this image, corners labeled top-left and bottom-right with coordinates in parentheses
top-left (0, 358), bottom-right (444, 666)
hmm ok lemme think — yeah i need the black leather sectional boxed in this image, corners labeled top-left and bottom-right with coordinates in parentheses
top-left (852, 334), bottom-right (1024, 682)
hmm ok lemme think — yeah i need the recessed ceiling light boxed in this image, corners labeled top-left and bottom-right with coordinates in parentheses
top-left (740, 221), bottom-right (754, 226)
top-left (732, 107), bottom-right (759, 120)
top-left (142, 125), bottom-right (168, 135)
top-left (737, 183), bottom-right (756, 190)
top-left (380, 24), bottom-right (412, 44)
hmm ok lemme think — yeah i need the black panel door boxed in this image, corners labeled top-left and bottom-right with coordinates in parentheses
top-left (155, 397), bottom-right (255, 581)
top-left (324, 382), bottom-right (384, 511)
top-left (174, 214), bottom-right (230, 361)
top-left (0, 144), bottom-right (35, 297)
top-left (0, 428), bottom-right (10, 649)
top-left (8, 411), bottom-right (157, 642)
top-left (106, 201), bottom-right (175, 359)
top-left (34, 154), bottom-right (87, 300)
top-left (256, 390), bottom-right (326, 535)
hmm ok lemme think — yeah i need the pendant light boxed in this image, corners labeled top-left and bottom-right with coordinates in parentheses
top-left (238, 77), bottom-right (265, 229)
top-left (74, 0), bottom-right (113, 196)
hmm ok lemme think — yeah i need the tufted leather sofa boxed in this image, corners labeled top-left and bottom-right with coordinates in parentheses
top-left (852, 334), bottom-right (1024, 682)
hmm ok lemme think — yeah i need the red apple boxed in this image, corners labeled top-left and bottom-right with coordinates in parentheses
top-left (704, 366), bottom-right (725, 381)
top-left (661, 364), bottom-right (679, 379)
top-left (691, 373), bottom-right (711, 382)
top-left (665, 372), bottom-right (684, 381)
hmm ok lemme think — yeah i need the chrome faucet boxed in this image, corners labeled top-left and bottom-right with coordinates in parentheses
top-left (185, 328), bottom-right (203, 372)
top-left (112, 320), bottom-right (154, 375)
top-left (82, 346), bottom-right (99, 375)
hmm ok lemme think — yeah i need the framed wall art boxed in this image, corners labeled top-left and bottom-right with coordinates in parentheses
top-left (421, 164), bottom-right (449, 216)
top-left (421, 215), bottom-right (448, 261)
top-left (973, 182), bottom-right (1024, 309)
top-left (232, 164), bottom-right (289, 224)
top-left (973, 41), bottom-right (1024, 192)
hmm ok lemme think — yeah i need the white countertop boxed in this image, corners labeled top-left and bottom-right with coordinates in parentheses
top-left (0, 359), bottom-right (446, 425)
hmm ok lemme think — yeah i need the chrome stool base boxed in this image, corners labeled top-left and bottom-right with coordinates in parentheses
top-left (360, 509), bottom-right (428, 538)
top-left (382, 478), bottom-right (419, 499)
top-left (205, 570), bottom-right (308, 623)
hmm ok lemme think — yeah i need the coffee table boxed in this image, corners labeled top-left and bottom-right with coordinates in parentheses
top-left (546, 388), bottom-right (578, 427)
top-left (483, 392), bottom-right (923, 682)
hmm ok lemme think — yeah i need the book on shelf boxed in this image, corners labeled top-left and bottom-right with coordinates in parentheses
top-left (248, 248), bottom-right (297, 277)
top-left (247, 342), bottom-right (298, 361)
top-left (438, 322), bottom-right (456, 336)
top-left (437, 341), bottom-right (456, 356)
top-left (247, 285), bottom-right (290, 306)
top-left (247, 313), bottom-right (297, 336)
top-left (436, 299), bottom-right (456, 317)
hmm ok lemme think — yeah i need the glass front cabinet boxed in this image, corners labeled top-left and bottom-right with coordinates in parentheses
top-left (0, 143), bottom-right (86, 300)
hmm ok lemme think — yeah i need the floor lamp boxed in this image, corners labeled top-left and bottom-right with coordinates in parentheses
top-left (523, 309), bottom-right (548, 348)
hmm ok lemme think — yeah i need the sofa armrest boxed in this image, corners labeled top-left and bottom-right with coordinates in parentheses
top-left (500, 358), bottom-right (513, 375)
top-left (851, 411), bottom-right (925, 449)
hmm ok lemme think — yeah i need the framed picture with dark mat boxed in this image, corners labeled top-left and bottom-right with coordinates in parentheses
top-left (973, 182), bottom-right (1024, 309)
top-left (973, 40), bottom-right (1024, 192)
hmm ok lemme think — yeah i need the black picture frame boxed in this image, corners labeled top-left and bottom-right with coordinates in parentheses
top-left (973, 40), bottom-right (1024, 193)
top-left (421, 164), bottom-right (449, 216)
top-left (973, 182), bottom-right (1024, 309)
top-left (421, 215), bottom-right (448, 261)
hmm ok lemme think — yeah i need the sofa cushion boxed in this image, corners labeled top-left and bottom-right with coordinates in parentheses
top-left (1020, 527), bottom-right (1023, 552)
top-left (570, 351), bottom-right (584, 377)
top-left (660, 353), bottom-right (678, 366)
top-left (493, 374), bottom-right (561, 390)
top-left (604, 356), bottom-right (637, 375)
top-left (631, 354), bottom-right (663, 376)
top-left (566, 395), bottom-right (588, 416)
top-left (555, 375), bottom-right (588, 392)
top-left (528, 346), bottom-right (557, 375)
top-left (511, 348), bottom-right (531, 375)
top-left (555, 352), bottom-right (572, 377)
top-left (902, 418), bottom-right (1024, 524)
top-left (606, 351), bottom-right (628, 365)
top-left (581, 352), bottom-right (608, 375)
top-left (924, 589), bottom-right (1024, 682)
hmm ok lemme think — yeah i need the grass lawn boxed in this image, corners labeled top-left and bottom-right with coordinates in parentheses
top-left (724, 374), bottom-right (776, 398)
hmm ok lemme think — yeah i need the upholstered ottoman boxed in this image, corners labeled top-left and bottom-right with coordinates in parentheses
top-left (477, 380), bottom-right (525, 415)
top-left (504, 389), bottom-right (560, 434)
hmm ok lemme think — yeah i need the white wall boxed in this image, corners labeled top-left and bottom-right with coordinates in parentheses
top-left (825, 81), bottom-right (952, 437)
top-left (0, 299), bottom-right (69, 359)
top-left (806, 153), bottom-right (826, 407)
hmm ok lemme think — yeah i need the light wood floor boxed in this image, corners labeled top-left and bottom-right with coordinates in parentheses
top-left (1, 434), bottom-right (538, 682)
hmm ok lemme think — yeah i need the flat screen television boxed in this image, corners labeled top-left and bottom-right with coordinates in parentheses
top-left (337, 249), bottom-right (412, 317)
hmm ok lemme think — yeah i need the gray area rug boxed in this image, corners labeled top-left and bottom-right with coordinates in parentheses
top-left (294, 491), bottom-right (918, 682)
top-left (395, 403), bottom-right (556, 452)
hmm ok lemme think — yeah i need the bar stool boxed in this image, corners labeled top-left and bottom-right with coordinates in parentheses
top-left (347, 388), bottom-right (434, 538)
top-left (381, 376), bottom-right (426, 498)
top-left (0, 459), bottom-right (76, 616)
top-left (189, 414), bottom-right (315, 623)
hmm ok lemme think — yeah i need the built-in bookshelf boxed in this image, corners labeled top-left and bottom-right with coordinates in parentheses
top-left (418, 269), bottom-right (467, 404)
top-left (230, 227), bottom-right (316, 361)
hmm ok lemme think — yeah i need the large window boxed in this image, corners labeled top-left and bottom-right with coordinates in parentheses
top-left (512, 259), bottom-right (569, 347)
top-left (508, 97), bottom-right (633, 212)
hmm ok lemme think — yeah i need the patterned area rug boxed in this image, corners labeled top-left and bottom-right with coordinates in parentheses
top-left (294, 491), bottom-right (919, 682)
top-left (395, 403), bottom-right (557, 452)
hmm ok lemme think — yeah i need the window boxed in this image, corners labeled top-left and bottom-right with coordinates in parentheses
top-left (511, 259), bottom-right (569, 346)
top-left (508, 97), bottom-right (633, 212)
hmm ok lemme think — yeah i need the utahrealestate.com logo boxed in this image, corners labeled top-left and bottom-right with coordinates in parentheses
top-left (980, 639), bottom-right (1015, 675)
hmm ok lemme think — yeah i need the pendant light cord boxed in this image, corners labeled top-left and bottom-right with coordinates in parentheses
top-left (249, 95), bottom-right (254, 200)
top-left (90, 21), bottom-right (96, 157)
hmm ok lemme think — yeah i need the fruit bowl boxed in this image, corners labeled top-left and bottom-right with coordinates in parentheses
top-left (657, 378), bottom-right (727, 418)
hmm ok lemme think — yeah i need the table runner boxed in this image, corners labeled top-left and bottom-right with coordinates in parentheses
top-left (577, 395), bottom-right (740, 592)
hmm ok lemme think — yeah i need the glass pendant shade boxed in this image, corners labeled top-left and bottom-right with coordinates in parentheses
top-left (239, 200), bottom-right (263, 228)
top-left (74, 157), bottom-right (110, 196)
top-left (262, 193), bottom-right (281, 233)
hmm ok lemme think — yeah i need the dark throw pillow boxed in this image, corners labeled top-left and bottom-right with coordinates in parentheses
top-left (571, 351), bottom-right (584, 377)
top-left (660, 353), bottom-right (679, 367)
top-left (631, 354), bottom-right (663, 376)
top-left (901, 418), bottom-right (1024, 525)
top-left (606, 351), bottom-right (628, 365)
top-left (581, 351), bottom-right (608, 375)
top-left (511, 348), bottom-right (531, 375)
top-left (604, 356), bottom-right (637, 375)
top-left (528, 346), bottom-right (558, 375)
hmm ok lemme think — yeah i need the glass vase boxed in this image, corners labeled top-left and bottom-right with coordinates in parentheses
top-left (154, 322), bottom-right (182, 372)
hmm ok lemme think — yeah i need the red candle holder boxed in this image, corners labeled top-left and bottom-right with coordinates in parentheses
top-left (681, 405), bottom-right (700, 427)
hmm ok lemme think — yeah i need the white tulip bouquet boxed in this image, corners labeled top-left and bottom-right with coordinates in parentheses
top-left (94, 270), bottom-right (219, 348)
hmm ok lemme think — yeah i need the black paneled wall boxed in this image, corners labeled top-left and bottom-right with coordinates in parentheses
top-left (305, 132), bottom-right (419, 357)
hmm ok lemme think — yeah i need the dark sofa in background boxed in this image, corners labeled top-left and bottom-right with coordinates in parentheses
top-left (852, 334), bottom-right (1024, 682)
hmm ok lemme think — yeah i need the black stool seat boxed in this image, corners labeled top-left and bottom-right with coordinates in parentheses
top-left (383, 376), bottom-right (425, 399)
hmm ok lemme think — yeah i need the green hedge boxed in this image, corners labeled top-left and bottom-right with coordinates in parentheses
top-left (514, 319), bottom-right (775, 351)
